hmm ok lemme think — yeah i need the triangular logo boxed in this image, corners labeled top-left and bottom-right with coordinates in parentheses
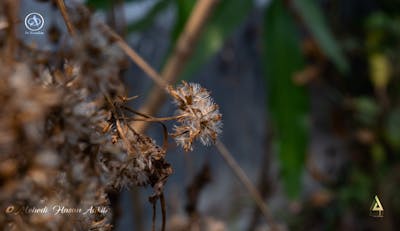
top-left (370, 195), bottom-right (384, 217)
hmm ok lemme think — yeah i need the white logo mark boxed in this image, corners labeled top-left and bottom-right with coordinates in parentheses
top-left (24, 12), bottom-right (44, 32)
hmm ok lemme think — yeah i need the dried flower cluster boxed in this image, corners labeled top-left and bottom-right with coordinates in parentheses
top-left (168, 81), bottom-right (223, 151)
top-left (0, 2), bottom-right (221, 231)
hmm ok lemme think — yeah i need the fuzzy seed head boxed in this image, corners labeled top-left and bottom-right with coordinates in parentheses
top-left (168, 81), bottom-right (222, 151)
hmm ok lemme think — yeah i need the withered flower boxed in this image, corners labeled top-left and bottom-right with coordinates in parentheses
top-left (168, 81), bottom-right (222, 151)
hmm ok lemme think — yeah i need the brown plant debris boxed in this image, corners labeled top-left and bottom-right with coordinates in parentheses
top-left (0, 3), bottom-right (222, 230)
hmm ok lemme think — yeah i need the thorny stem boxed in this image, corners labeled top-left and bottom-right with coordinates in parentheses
top-left (215, 140), bottom-right (278, 230)
top-left (56, 0), bottom-right (76, 36)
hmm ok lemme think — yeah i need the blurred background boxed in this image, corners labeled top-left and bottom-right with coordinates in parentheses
top-left (20, 0), bottom-right (400, 230)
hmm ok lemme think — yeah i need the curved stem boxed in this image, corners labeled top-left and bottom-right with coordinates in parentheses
top-left (121, 105), bottom-right (186, 121)
top-left (160, 193), bottom-right (166, 231)
top-left (215, 140), bottom-right (278, 230)
top-left (121, 115), bottom-right (185, 123)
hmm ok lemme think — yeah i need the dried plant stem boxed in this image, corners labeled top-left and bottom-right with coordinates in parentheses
top-left (100, 24), bottom-right (169, 88)
top-left (215, 140), bottom-right (278, 230)
top-left (121, 105), bottom-right (186, 122)
top-left (160, 193), bottom-right (166, 231)
top-left (247, 128), bottom-right (274, 231)
top-left (133, 0), bottom-right (218, 133)
top-left (123, 115), bottom-right (186, 122)
top-left (56, 0), bottom-right (76, 36)
top-left (152, 201), bottom-right (157, 231)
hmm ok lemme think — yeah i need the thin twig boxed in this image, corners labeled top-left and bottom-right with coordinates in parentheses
top-left (160, 193), bottom-right (167, 231)
top-left (122, 117), bottom-right (177, 123)
top-left (56, 0), bottom-right (76, 36)
top-left (120, 115), bottom-right (185, 122)
top-left (119, 106), bottom-right (169, 150)
top-left (100, 23), bottom-right (169, 88)
top-left (121, 105), bottom-right (186, 121)
top-left (247, 127), bottom-right (274, 231)
top-left (133, 0), bottom-right (219, 133)
top-left (152, 201), bottom-right (156, 231)
top-left (215, 140), bottom-right (278, 230)
top-left (186, 164), bottom-right (211, 230)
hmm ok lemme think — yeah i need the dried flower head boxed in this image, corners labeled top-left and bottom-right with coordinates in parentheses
top-left (100, 121), bottom-right (172, 191)
top-left (168, 81), bottom-right (222, 151)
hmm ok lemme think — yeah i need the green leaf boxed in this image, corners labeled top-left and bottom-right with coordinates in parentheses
top-left (127, 0), bottom-right (173, 32)
top-left (263, 0), bottom-right (309, 199)
top-left (293, 0), bottom-right (349, 73)
top-left (164, 0), bottom-right (253, 79)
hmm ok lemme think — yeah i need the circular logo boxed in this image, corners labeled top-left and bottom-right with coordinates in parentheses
top-left (24, 12), bottom-right (44, 32)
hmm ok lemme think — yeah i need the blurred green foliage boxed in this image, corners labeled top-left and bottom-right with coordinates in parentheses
top-left (263, 0), bottom-right (308, 199)
top-left (293, 0), bottom-right (349, 73)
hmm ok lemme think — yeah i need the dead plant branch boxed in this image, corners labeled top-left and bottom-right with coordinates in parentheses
top-left (160, 193), bottom-right (167, 231)
top-left (56, 0), bottom-right (76, 36)
top-left (215, 140), bottom-right (278, 230)
top-left (100, 23), bottom-right (169, 88)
